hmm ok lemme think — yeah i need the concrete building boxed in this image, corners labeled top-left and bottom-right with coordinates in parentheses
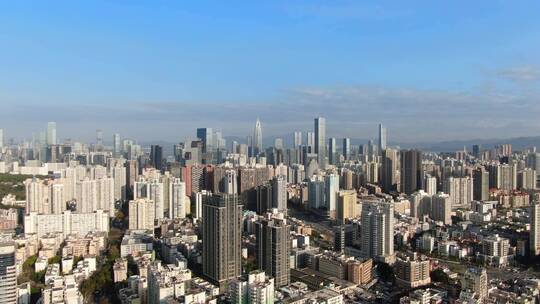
top-left (530, 202), bottom-right (540, 256)
top-left (401, 149), bottom-right (423, 195)
top-left (254, 210), bottom-right (290, 287)
top-left (431, 192), bottom-right (452, 225)
top-left (336, 190), bottom-right (359, 224)
top-left (202, 191), bottom-right (243, 287)
top-left (315, 117), bottom-right (326, 168)
top-left (360, 201), bottom-right (394, 263)
top-left (0, 242), bottom-right (17, 304)
top-left (229, 270), bottom-right (274, 304)
top-left (443, 177), bottom-right (473, 208)
top-left (128, 199), bottom-right (155, 231)
top-left (395, 254), bottom-right (431, 288)
top-left (461, 267), bottom-right (488, 302)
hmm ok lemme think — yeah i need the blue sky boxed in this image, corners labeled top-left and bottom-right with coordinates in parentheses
top-left (1, 0), bottom-right (539, 143)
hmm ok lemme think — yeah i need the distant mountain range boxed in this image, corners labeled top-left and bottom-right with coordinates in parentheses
top-left (140, 135), bottom-right (540, 157)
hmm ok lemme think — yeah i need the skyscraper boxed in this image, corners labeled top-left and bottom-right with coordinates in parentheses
top-left (473, 167), bottom-right (489, 201)
top-left (0, 128), bottom-right (4, 148)
top-left (328, 137), bottom-right (336, 165)
top-left (128, 198), bottom-right (155, 231)
top-left (431, 192), bottom-right (452, 225)
top-left (197, 127), bottom-right (214, 153)
top-left (381, 148), bottom-right (399, 193)
top-left (378, 123), bottom-right (387, 152)
top-left (360, 201), bottom-right (394, 263)
top-left (294, 131), bottom-right (302, 147)
top-left (530, 202), bottom-right (540, 256)
top-left (150, 145), bottom-right (163, 170)
top-left (401, 149), bottom-right (423, 195)
top-left (96, 129), bottom-right (103, 147)
top-left (203, 171), bottom-right (242, 287)
top-left (306, 131), bottom-right (315, 153)
top-left (342, 138), bottom-right (350, 160)
top-left (47, 121), bottom-right (57, 145)
top-left (253, 119), bottom-right (263, 155)
top-left (169, 179), bottom-right (186, 219)
top-left (255, 210), bottom-right (290, 287)
top-left (271, 175), bottom-right (287, 212)
top-left (0, 242), bottom-right (17, 304)
top-left (314, 117), bottom-right (326, 167)
top-left (113, 133), bottom-right (121, 157)
top-left (325, 173), bottom-right (339, 219)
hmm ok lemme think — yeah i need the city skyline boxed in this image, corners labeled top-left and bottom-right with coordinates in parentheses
top-left (1, 1), bottom-right (540, 141)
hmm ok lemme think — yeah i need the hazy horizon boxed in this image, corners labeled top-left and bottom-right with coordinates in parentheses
top-left (1, 1), bottom-right (539, 142)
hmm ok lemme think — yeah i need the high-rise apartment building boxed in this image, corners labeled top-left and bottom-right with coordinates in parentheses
top-left (473, 167), bottom-right (489, 201)
top-left (128, 198), bottom-right (155, 231)
top-left (325, 174), bottom-right (339, 219)
top-left (202, 178), bottom-right (243, 287)
top-left (336, 190), bottom-right (358, 224)
top-left (360, 201), bottom-right (394, 263)
top-left (271, 175), bottom-right (287, 212)
top-left (0, 242), bottom-right (16, 304)
top-left (409, 190), bottom-right (432, 220)
top-left (423, 175), bottom-right (437, 196)
top-left (530, 202), bottom-right (540, 256)
top-left (254, 210), bottom-right (290, 287)
top-left (395, 254), bottom-right (431, 288)
top-left (443, 177), bottom-right (473, 208)
top-left (169, 178), bottom-right (186, 219)
top-left (431, 192), bottom-right (452, 225)
top-left (461, 267), bottom-right (488, 302)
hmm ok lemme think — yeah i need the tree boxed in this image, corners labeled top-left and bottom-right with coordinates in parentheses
top-left (430, 268), bottom-right (450, 284)
top-left (376, 262), bottom-right (395, 283)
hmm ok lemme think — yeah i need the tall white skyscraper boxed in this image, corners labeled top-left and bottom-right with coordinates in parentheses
top-left (294, 131), bottom-right (302, 147)
top-left (253, 119), bottom-right (263, 155)
top-left (47, 122), bottom-right (57, 145)
top-left (531, 202), bottom-right (540, 256)
top-left (325, 173), bottom-right (339, 219)
top-left (113, 133), bottom-right (121, 157)
top-left (169, 179), bottom-right (186, 219)
top-left (306, 131), bottom-right (315, 152)
top-left (96, 129), bottom-right (103, 146)
top-left (148, 180), bottom-right (164, 220)
top-left (0, 128), bottom-right (4, 148)
top-left (361, 201), bottom-right (394, 263)
top-left (314, 117), bottom-right (326, 167)
top-left (378, 123), bottom-right (387, 152)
